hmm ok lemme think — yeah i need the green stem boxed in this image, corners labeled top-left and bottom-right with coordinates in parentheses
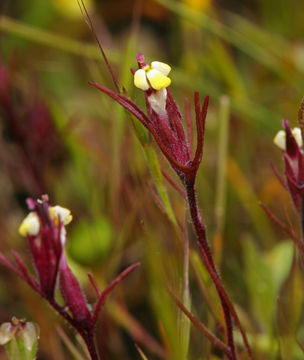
top-left (0, 15), bottom-right (118, 61)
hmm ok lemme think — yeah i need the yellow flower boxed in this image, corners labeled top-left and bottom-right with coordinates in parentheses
top-left (134, 61), bottom-right (171, 91)
top-left (18, 205), bottom-right (72, 237)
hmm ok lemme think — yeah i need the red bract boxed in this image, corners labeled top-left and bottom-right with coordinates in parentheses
top-left (27, 196), bottom-right (63, 298)
top-left (0, 195), bottom-right (139, 360)
top-left (90, 54), bottom-right (208, 186)
top-left (278, 120), bottom-right (304, 212)
top-left (59, 255), bottom-right (91, 328)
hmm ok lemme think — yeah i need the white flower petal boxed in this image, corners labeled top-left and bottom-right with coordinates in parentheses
top-left (273, 130), bottom-right (286, 150)
top-left (49, 206), bottom-right (72, 225)
top-left (292, 127), bottom-right (303, 148)
top-left (151, 61), bottom-right (171, 76)
top-left (148, 88), bottom-right (167, 115)
top-left (134, 69), bottom-right (150, 91)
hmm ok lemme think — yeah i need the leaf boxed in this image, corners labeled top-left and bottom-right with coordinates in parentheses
top-left (244, 237), bottom-right (276, 333)
top-left (265, 241), bottom-right (293, 294)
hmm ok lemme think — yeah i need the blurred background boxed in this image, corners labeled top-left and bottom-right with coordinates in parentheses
top-left (1, 0), bottom-right (304, 359)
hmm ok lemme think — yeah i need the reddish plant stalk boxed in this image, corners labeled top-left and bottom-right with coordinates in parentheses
top-left (47, 298), bottom-right (100, 360)
top-left (185, 182), bottom-right (236, 360)
top-left (81, 332), bottom-right (100, 360)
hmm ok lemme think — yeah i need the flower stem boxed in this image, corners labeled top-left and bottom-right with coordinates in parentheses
top-left (185, 182), bottom-right (236, 360)
top-left (48, 298), bottom-right (100, 360)
top-left (81, 332), bottom-right (100, 360)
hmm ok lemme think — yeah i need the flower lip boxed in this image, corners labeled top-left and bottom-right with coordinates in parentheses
top-left (134, 55), bottom-right (171, 92)
top-left (273, 124), bottom-right (303, 151)
top-left (146, 69), bottom-right (171, 91)
top-left (49, 205), bottom-right (73, 225)
top-left (151, 61), bottom-right (171, 76)
top-left (134, 69), bottom-right (149, 91)
top-left (18, 212), bottom-right (41, 237)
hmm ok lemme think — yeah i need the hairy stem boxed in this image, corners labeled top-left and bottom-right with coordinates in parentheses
top-left (48, 298), bottom-right (100, 360)
top-left (185, 182), bottom-right (236, 360)
top-left (81, 332), bottom-right (101, 360)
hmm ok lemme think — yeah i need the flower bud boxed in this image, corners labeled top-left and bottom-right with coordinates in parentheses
top-left (0, 317), bottom-right (39, 360)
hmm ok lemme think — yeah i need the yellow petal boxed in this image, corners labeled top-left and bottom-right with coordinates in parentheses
top-left (18, 212), bottom-right (40, 237)
top-left (146, 69), bottom-right (171, 91)
top-left (49, 206), bottom-right (73, 225)
top-left (151, 61), bottom-right (171, 76)
top-left (134, 69), bottom-right (150, 91)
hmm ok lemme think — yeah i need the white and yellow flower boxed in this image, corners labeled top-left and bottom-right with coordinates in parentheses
top-left (134, 61), bottom-right (171, 91)
top-left (18, 204), bottom-right (72, 237)
top-left (273, 127), bottom-right (302, 150)
top-left (49, 205), bottom-right (73, 226)
top-left (134, 60), bottom-right (172, 115)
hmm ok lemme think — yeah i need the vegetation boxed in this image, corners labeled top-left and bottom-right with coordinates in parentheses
top-left (1, 0), bottom-right (304, 359)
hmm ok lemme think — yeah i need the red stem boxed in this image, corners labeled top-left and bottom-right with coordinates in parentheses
top-left (81, 331), bottom-right (101, 360)
top-left (48, 298), bottom-right (100, 360)
top-left (185, 182), bottom-right (237, 360)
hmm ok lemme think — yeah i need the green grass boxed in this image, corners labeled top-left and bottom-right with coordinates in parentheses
top-left (1, 0), bottom-right (304, 359)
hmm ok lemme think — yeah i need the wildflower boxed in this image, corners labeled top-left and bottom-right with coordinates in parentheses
top-left (18, 204), bottom-right (72, 238)
top-left (0, 317), bottom-right (39, 360)
top-left (90, 51), bottom-right (252, 360)
top-left (0, 195), bottom-right (139, 359)
top-left (134, 55), bottom-right (171, 115)
top-left (273, 127), bottom-right (302, 150)
top-left (273, 120), bottom-right (304, 211)
top-left (90, 54), bottom-right (208, 186)
top-left (134, 58), bottom-right (171, 91)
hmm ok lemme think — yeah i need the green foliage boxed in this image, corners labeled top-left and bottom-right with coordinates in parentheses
top-left (69, 218), bottom-right (113, 265)
top-left (244, 238), bottom-right (293, 332)
top-left (1, 0), bottom-right (304, 358)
